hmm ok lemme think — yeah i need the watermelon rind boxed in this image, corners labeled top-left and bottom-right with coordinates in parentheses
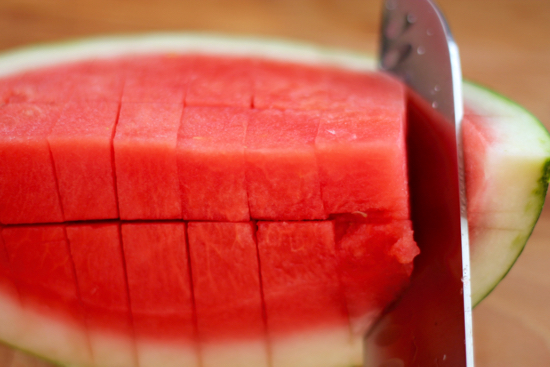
top-left (462, 82), bottom-right (550, 305)
top-left (0, 33), bottom-right (548, 365)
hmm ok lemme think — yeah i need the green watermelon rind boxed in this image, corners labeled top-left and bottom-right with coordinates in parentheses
top-left (0, 32), bottom-right (548, 363)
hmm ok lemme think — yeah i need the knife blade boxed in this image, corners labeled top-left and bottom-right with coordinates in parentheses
top-left (363, 0), bottom-right (474, 366)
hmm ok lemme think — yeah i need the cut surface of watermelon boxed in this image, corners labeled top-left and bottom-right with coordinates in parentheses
top-left (188, 222), bottom-right (268, 367)
top-left (49, 101), bottom-right (120, 221)
top-left (178, 106), bottom-right (250, 221)
top-left (0, 34), bottom-right (547, 367)
top-left (114, 103), bottom-right (184, 220)
top-left (67, 223), bottom-right (137, 367)
top-left (245, 109), bottom-right (326, 220)
top-left (121, 222), bottom-right (197, 367)
top-left (256, 221), bottom-right (354, 367)
top-left (0, 104), bottom-right (64, 224)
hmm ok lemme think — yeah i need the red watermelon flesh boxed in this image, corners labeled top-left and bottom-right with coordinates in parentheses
top-left (256, 221), bottom-right (356, 367)
top-left (0, 225), bottom-right (93, 367)
top-left (65, 63), bottom-right (125, 103)
top-left (253, 60), bottom-right (328, 110)
top-left (0, 103), bottom-right (63, 225)
top-left (335, 220), bottom-right (418, 335)
top-left (66, 223), bottom-right (137, 367)
top-left (462, 113), bottom-right (487, 212)
top-left (461, 110), bottom-right (515, 230)
top-left (187, 222), bottom-right (268, 367)
top-left (0, 71), bottom-right (67, 104)
top-left (186, 56), bottom-right (253, 108)
top-left (326, 69), bottom-right (406, 111)
top-left (0, 61), bottom-right (124, 104)
top-left (316, 107), bottom-right (410, 220)
top-left (0, 228), bottom-right (22, 344)
top-left (0, 231), bottom-right (17, 300)
top-left (177, 106), bottom-right (249, 221)
top-left (49, 101), bottom-right (120, 221)
top-left (0, 53), bottom-right (420, 367)
top-left (114, 102), bottom-right (183, 220)
top-left (245, 109), bottom-right (326, 220)
top-left (120, 222), bottom-right (198, 367)
top-left (0, 55), bottom-right (410, 224)
top-left (122, 56), bottom-right (191, 104)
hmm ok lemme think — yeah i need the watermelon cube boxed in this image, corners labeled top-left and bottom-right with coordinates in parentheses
top-left (0, 228), bottom-right (17, 302)
top-left (67, 223), bottom-right (137, 367)
top-left (316, 108), bottom-right (410, 219)
top-left (335, 220), bottom-right (418, 335)
top-left (1, 225), bottom-right (92, 367)
top-left (48, 101), bottom-right (119, 221)
top-left (177, 107), bottom-right (249, 221)
top-left (0, 228), bottom-right (24, 347)
top-left (114, 103), bottom-right (183, 220)
top-left (0, 104), bottom-right (63, 224)
top-left (256, 221), bottom-right (357, 367)
top-left (245, 109), bottom-right (325, 220)
top-left (188, 222), bottom-right (268, 367)
top-left (121, 222), bottom-right (198, 367)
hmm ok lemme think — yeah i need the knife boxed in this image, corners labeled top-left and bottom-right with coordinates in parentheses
top-left (363, 0), bottom-right (474, 366)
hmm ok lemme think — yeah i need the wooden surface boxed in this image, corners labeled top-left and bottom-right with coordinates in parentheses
top-left (0, 0), bottom-right (549, 366)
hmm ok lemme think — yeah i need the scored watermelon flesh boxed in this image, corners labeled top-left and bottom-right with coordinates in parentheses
top-left (188, 222), bottom-right (268, 367)
top-left (245, 109), bottom-right (326, 220)
top-left (0, 225), bottom-right (93, 366)
top-left (66, 223), bottom-right (137, 367)
top-left (0, 54), bottom-right (420, 367)
top-left (114, 102), bottom-right (183, 220)
top-left (0, 61), bottom-right (125, 105)
top-left (0, 228), bottom-right (19, 311)
top-left (121, 222), bottom-right (197, 367)
top-left (316, 108), bottom-right (410, 219)
top-left (49, 101), bottom-right (120, 221)
top-left (187, 56), bottom-right (253, 108)
top-left (178, 106), bottom-right (250, 221)
top-left (122, 56), bottom-right (190, 104)
top-left (256, 221), bottom-right (353, 367)
top-left (0, 104), bottom-right (64, 224)
top-left (253, 60), bottom-right (328, 110)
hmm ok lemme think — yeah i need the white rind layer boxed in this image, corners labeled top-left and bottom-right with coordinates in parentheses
top-left (134, 339), bottom-right (198, 367)
top-left (468, 227), bottom-right (527, 304)
top-left (269, 326), bottom-right (362, 367)
top-left (200, 339), bottom-right (269, 367)
top-left (0, 290), bottom-right (92, 367)
top-left (87, 330), bottom-right (136, 367)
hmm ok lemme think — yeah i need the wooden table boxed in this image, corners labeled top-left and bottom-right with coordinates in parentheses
top-left (0, 1), bottom-right (549, 366)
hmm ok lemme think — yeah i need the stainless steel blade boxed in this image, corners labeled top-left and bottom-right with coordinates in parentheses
top-left (363, 0), bottom-right (474, 366)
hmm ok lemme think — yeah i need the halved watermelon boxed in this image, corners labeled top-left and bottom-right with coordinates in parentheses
top-left (0, 34), bottom-right (548, 367)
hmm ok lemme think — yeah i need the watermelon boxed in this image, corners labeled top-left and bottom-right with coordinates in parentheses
top-left (0, 34), bottom-right (548, 367)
